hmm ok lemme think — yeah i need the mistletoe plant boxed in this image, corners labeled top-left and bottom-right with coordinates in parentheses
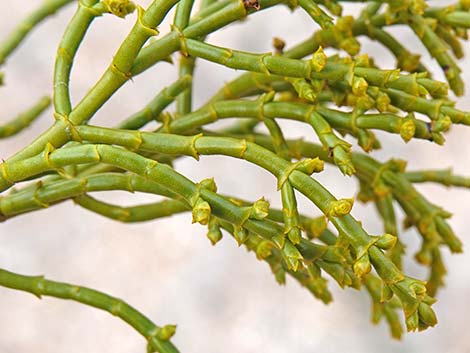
top-left (1, 0), bottom-right (470, 351)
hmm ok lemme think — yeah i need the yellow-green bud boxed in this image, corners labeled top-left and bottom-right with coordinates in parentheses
top-left (340, 37), bottom-right (361, 56)
top-left (292, 79), bottom-right (317, 101)
top-left (234, 225), bottom-right (248, 245)
top-left (207, 218), bottom-right (223, 245)
top-left (433, 115), bottom-right (452, 132)
top-left (376, 233), bottom-right (398, 250)
top-left (356, 95), bottom-right (375, 110)
top-left (282, 240), bottom-right (303, 271)
top-left (156, 324), bottom-right (177, 341)
top-left (199, 178), bottom-right (217, 192)
top-left (272, 232), bottom-right (286, 249)
top-left (287, 227), bottom-right (302, 245)
top-left (326, 198), bottom-right (354, 218)
top-left (431, 132), bottom-right (445, 145)
top-left (406, 311), bottom-right (419, 332)
top-left (376, 92), bottom-right (391, 112)
top-left (410, 280), bottom-right (427, 297)
top-left (411, 0), bottom-right (428, 15)
top-left (296, 157), bottom-right (324, 175)
top-left (336, 15), bottom-right (354, 32)
top-left (311, 46), bottom-right (327, 72)
top-left (250, 197), bottom-right (270, 220)
top-left (399, 117), bottom-right (416, 142)
top-left (256, 240), bottom-right (274, 260)
top-left (418, 302), bottom-right (438, 327)
top-left (300, 86), bottom-right (316, 101)
top-left (192, 198), bottom-right (211, 225)
top-left (352, 77), bottom-right (368, 96)
top-left (353, 254), bottom-right (371, 277)
top-left (354, 54), bottom-right (370, 67)
top-left (103, 0), bottom-right (136, 18)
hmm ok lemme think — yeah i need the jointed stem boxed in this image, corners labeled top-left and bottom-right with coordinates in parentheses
top-left (0, 268), bottom-right (179, 353)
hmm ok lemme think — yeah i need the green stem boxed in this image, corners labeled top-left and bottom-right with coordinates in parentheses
top-left (0, 0), bottom-right (75, 65)
top-left (404, 169), bottom-right (470, 188)
top-left (75, 194), bottom-right (188, 222)
top-left (0, 268), bottom-right (179, 353)
top-left (8, 0), bottom-right (180, 163)
top-left (174, 0), bottom-right (196, 116)
top-left (53, 0), bottom-right (102, 116)
top-left (0, 96), bottom-right (51, 139)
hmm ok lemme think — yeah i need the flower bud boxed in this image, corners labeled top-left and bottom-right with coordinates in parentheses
top-left (103, 0), bottom-right (136, 18)
top-left (357, 95), bottom-right (375, 110)
top-left (410, 0), bottom-right (428, 15)
top-left (272, 232), bottom-right (286, 249)
top-left (311, 46), bottom-right (327, 72)
top-left (326, 198), bottom-right (354, 218)
top-left (292, 79), bottom-right (316, 101)
top-left (234, 225), bottom-right (248, 245)
top-left (431, 132), bottom-right (445, 145)
top-left (282, 240), bottom-right (303, 271)
top-left (192, 198), bottom-right (211, 225)
top-left (156, 324), bottom-right (177, 341)
top-left (250, 197), bottom-right (270, 220)
top-left (296, 157), bottom-right (324, 174)
top-left (376, 233), bottom-right (398, 250)
top-left (353, 254), bottom-right (371, 277)
top-left (207, 218), bottom-right (223, 245)
top-left (352, 77), bottom-right (368, 96)
top-left (340, 37), bottom-right (361, 56)
top-left (433, 115), bottom-right (452, 132)
top-left (376, 92), bottom-right (391, 112)
top-left (336, 15), bottom-right (354, 32)
top-left (199, 178), bottom-right (217, 192)
top-left (400, 117), bottom-right (416, 142)
top-left (406, 311), bottom-right (419, 332)
top-left (418, 302), bottom-right (438, 328)
top-left (286, 226), bottom-right (302, 245)
top-left (256, 240), bottom-right (273, 260)
top-left (354, 54), bottom-right (370, 67)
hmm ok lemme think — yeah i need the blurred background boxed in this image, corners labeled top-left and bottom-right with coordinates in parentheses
top-left (0, 1), bottom-right (469, 352)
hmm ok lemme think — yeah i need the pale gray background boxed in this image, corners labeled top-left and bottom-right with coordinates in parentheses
top-left (0, 1), bottom-right (469, 352)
